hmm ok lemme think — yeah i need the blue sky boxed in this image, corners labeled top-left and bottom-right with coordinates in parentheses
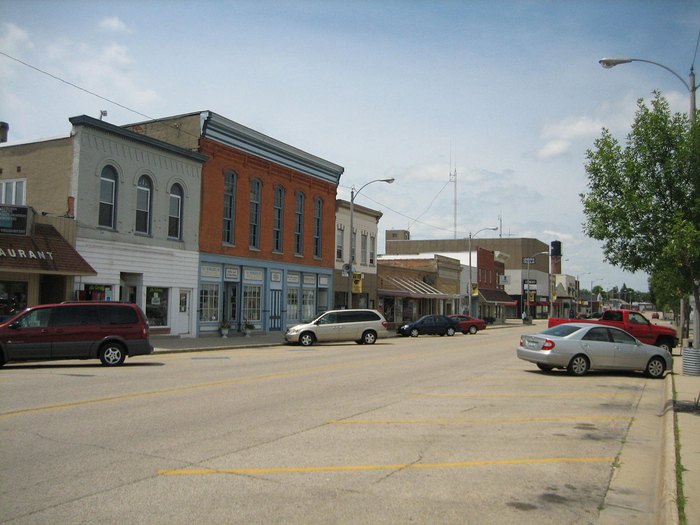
top-left (2, 0), bottom-right (699, 292)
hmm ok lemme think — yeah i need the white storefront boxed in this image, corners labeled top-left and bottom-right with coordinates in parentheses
top-left (75, 239), bottom-right (199, 337)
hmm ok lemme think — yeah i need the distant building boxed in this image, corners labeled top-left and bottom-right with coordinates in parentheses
top-left (385, 230), bottom-right (551, 319)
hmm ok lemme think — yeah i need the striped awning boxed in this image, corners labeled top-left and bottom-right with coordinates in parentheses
top-left (378, 276), bottom-right (451, 300)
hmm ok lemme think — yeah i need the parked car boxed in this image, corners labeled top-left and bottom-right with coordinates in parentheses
top-left (397, 315), bottom-right (460, 337)
top-left (516, 323), bottom-right (671, 378)
top-left (284, 309), bottom-right (389, 347)
top-left (548, 309), bottom-right (677, 351)
top-left (0, 302), bottom-right (153, 367)
top-left (448, 314), bottom-right (486, 334)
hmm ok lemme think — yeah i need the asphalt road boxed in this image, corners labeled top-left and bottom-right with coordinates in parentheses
top-left (1, 326), bottom-right (666, 524)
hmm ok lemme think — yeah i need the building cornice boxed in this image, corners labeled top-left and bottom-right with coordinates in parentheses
top-left (202, 112), bottom-right (343, 185)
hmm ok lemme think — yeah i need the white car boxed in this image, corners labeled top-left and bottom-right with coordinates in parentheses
top-left (285, 309), bottom-right (390, 347)
top-left (517, 323), bottom-right (672, 378)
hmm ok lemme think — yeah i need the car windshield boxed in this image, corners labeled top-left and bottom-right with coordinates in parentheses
top-left (541, 325), bottom-right (583, 337)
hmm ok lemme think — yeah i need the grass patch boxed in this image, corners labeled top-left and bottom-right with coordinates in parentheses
top-left (673, 377), bottom-right (687, 525)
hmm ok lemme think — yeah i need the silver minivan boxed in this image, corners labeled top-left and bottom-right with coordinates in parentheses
top-left (284, 309), bottom-right (390, 347)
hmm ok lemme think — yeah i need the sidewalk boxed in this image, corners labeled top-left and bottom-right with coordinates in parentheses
top-left (148, 320), bottom-right (699, 524)
top-left (674, 345), bottom-right (700, 525)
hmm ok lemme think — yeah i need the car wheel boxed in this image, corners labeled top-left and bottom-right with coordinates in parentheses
top-left (410, 328), bottom-right (419, 337)
top-left (468, 326), bottom-right (478, 335)
top-left (537, 364), bottom-right (554, 372)
top-left (362, 330), bottom-right (377, 345)
top-left (446, 327), bottom-right (455, 336)
top-left (299, 332), bottom-right (315, 347)
top-left (99, 342), bottom-right (126, 366)
top-left (567, 354), bottom-right (589, 376)
top-left (646, 357), bottom-right (666, 378)
top-left (656, 338), bottom-right (673, 353)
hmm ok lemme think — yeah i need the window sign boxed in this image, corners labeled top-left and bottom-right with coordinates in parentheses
top-left (146, 287), bottom-right (169, 326)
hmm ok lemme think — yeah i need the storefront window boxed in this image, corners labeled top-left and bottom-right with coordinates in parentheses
top-left (287, 288), bottom-right (299, 324)
top-left (302, 289), bottom-right (315, 322)
top-left (146, 287), bottom-right (169, 326)
top-left (78, 284), bottom-right (112, 301)
top-left (243, 285), bottom-right (261, 324)
top-left (0, 281), bottom-right (27, 319)
top-left (199, 284), bottom-right (220, 322)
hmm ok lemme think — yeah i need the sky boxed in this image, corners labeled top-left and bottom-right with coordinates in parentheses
top-left (2, 0), bottom-right (699, 292)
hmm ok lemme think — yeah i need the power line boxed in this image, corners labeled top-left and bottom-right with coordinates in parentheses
top-left (0, 50), bottom-right (155, 121)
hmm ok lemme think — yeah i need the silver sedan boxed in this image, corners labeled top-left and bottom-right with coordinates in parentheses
top-left (517, 322), bottom-right (672, 378)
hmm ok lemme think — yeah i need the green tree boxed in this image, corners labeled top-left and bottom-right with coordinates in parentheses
top-left (581, 92), bottom-right (700, 347)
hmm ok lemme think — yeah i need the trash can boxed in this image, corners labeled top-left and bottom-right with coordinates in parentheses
top-left (682, 346), bottom-right (700, 376)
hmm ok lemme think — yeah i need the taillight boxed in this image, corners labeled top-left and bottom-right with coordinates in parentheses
top-left (542, 339), bottom-right (555, 351)
top-left (382, 321), bottom-right (389, 329)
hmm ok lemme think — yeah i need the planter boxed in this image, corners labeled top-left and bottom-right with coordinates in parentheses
top-left (683, 347), bottom-right (700, 376)
top-left (220, 328), bottom-right (229, 338)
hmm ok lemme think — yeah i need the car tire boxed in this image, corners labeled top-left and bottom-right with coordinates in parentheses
top-left (362, 330), bottom-right (377, 345)
top-left (468, 326), bottom-right (478, 335)
top-left (567, 354), bottom-right (589, 376)
top-left (410, 328), bottom-right (419, 337)
top-left (99, 342), bottom-right (126, 366)
top-left (446, 327), bottom-right (455, 336)
top-left (656, 338), bottom-right (673, 353)
top-left (537, 364), bottom-right (554, 372)
top-left (299, 332), bottom-right (315, 347)
top-left (646, 356), bottom-right (666, 378)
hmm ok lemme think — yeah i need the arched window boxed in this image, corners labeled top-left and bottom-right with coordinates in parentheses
top-left (295, 192), bottom-right (305, 256)
top-left (135, 175), bottom-right (152, 234)
top-left (313, 197), bottom-right (323, 258)
top-left (99, 165), bottom-right (118, 228)
top-left (223, 171), bottom-right (237, 244)
top-left (168, 184), bottom-right (184, 239)
top-left (273, 186), bottom-right (284, 252)
top-left (249, 179), bottom-right (261, 249)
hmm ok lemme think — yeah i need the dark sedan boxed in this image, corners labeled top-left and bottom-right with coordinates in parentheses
top-left (448, 314), bottom-right (486, 334)
top-left (397, 315), bottom-right (460, 337)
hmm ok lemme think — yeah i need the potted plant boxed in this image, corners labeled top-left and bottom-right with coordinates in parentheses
top-left (243, 319), bottom-right (254, 337)
top-left (220, 320), bottom-right (231, 338)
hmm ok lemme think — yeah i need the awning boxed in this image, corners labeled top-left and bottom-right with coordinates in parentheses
top-left (479, 288), bottom-right (518, 306)
top-left (0, 224), bottom-right (97, 276)
top-left (378, 276), bottom-right (451, 300)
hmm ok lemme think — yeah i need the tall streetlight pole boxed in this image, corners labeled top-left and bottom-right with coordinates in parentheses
top-left (522, 251), bottom-right (549, 321)
top-left (600, 56), bottom-right (699, 347)
top-left (346, 177), bottom-right (395, 309)
top-left (467, 226), bottom-right (498, 315)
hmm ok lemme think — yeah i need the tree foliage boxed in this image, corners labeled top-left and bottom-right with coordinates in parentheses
top-left (581, 92), bottom-right (699, 317)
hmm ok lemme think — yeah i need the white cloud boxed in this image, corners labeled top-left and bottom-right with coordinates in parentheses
top-left (536, 139), bottom-right (571, 159)
top-left (99, 17), bottom-right (130, 33)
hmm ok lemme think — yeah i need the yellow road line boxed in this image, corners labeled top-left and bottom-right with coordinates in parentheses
top-left (329, 415), bottom-right (631, 424)
top-left (415, 392), bottom-right (633, 398)
top-left (159, 456), bottom-right (614, 476)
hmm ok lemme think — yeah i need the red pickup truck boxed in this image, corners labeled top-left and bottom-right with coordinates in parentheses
top-left (548, 310), bottom-right (677, 351)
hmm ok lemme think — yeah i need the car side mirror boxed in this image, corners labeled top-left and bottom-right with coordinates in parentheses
top-left (8, 322), bottom-right (20, 330)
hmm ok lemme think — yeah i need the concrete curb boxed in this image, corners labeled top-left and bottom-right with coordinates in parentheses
top-left (598, 371), bottom-right (676, 524)
top-left (660, 373), bottom-right (679, 525)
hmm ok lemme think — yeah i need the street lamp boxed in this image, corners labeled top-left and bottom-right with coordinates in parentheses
top-left (600, 55), bottom-right (699, 347)
top-left (346, 177), bottom-right (395, 308)
top-left (522, 250), bottom-right (549, 321)
top-left (467, 227), bottom-right (498, 316)
top-left (599, 57), bottom-right (697, 120)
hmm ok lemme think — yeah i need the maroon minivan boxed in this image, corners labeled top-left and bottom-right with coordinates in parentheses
top-left (0, 302), bottom-right (153, 367)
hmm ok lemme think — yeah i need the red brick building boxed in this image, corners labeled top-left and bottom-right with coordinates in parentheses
top-left (127, 112), bottom-right (343, 334)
